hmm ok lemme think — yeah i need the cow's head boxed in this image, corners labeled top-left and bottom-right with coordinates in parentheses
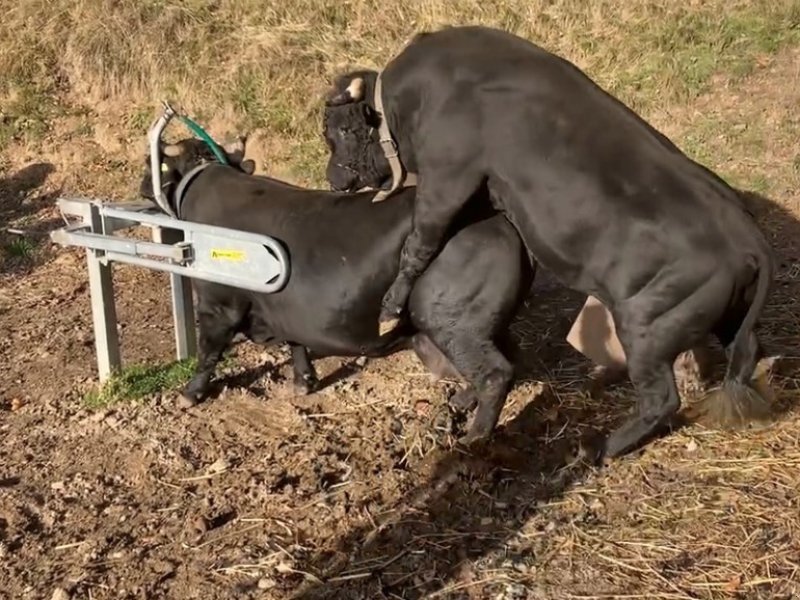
top-left (139, 136), bottom-right (256, 209)
top-left (322, 71), bottom-right (392, 192)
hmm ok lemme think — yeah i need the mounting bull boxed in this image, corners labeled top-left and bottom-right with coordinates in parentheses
top-left (139, 137), bottom-right (534, 443)
top-left (322, 24), bottom-right (777, 459)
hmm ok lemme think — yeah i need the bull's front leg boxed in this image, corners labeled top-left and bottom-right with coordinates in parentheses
top-left (289, 343), bottom-right (318, 395)
top-left (379, 173), bottom-right (482, 335)
top-left (179, 308), bottom-right (238, 409)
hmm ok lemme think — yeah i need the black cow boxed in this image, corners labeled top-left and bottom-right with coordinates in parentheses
top-left (322, 25), bottom-right (776, 459)
top-left (139, 137), bottom-right (534, 443)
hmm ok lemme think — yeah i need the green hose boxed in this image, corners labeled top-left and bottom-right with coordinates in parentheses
top-left (178, 114), bottom-right (229, 165)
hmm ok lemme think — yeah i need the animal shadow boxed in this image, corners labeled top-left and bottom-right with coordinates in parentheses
top-left (0, 162), bottom-right (57, 223)
top-left (1, 162), bottom-right (61, 274)
top-left (283, 382), bottom-right (627, 599)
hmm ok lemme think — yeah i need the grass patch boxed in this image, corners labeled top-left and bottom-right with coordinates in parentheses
top-left (82, 352), bottom-right (240, 409)
top-left (287, 137), bottom-right (329, 186)
top-left (615, 7), bottom-right (800, 109)
top-left (83, 357), bottom-right (198, 409)
top-left (3, 237), bottom-right (36, 260)
top-left (0, 82), bottom-right (58, 151)
top-left (676, 110), bottom-right (780, 196)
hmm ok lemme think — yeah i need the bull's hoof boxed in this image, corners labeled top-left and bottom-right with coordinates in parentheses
top-left (293, 376), bottom-right (318, 396)
top-left (578, 431), bottom-right (607, 468)
top-left (600, 429), bottom-right (629, 461)
top-left (457, 429), bottom-right (491, 448)
top-left (449, 388), bottom-right (478, 412)
top-left (176, 392), bottom-right (200, 410)
top-left (673, 349), bottom-right (708, 400)
top-left (378, 317), bottom-right (400, 337)
top-left (379, 281), bottom-right (408, 335)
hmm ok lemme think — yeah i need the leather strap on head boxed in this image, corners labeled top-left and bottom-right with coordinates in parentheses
top-left (371, 71), bottom-right (417, 203)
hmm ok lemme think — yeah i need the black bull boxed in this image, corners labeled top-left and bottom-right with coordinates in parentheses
top-left (140, 139), bottom-right (533, 444)
top-left (323, 24), bottom-right (777, 458)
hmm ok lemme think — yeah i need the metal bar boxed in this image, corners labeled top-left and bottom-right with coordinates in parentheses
top-left (50, 223), bottom-right (90, 240)
top-left (58, 198), bottom-right (156, 234)
top-left (102, 206), bottom-right (279, 244)
top-left (153, 226), bottom-right (197, 360)
top-left (101, 251), bottom-right (284, 293)
top-left (86, 203), bottom-right (121, 382)
top-left (61, 197), bottom-right (153, 216)
top-left (103, 200), bottom-right (157, 212)
top-left (51, 229), bottom-right (188, 262)
top-left (54, 198), bottom-right (290, 293)
top-left (56, 197), bottom-right (95, 219)
top-left (70, 201), bottom-right (286, 263)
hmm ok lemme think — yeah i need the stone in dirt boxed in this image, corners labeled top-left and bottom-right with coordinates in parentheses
top-left (51, 588), bottom-right (70, 600)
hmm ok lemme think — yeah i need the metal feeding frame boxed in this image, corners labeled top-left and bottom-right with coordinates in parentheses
top-left (48, 102), bottom-right (290, 382)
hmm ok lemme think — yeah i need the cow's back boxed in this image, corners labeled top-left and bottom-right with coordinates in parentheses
top-left (383, 25), bottom-right (762, 303)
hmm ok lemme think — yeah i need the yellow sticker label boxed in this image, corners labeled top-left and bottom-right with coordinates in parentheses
top-left (210, 248), bottom-right (246, 261)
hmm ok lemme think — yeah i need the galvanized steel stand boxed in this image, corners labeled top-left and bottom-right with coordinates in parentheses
top-left (51, 197), bottom-right (290, 382)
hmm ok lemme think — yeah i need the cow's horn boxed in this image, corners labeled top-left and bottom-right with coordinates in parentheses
top-left (163, 144), bottom-right (183, 157)
top-left (326, 76), bottom-right (365, 106)
top-left (224, 136), bottom-right (246, 156)
top-left (346, 77), bottom-right (364, 101)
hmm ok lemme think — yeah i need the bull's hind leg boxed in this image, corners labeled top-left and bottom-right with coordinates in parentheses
top-left (604, 274), bottom-right (730, 458)
top-left (603, 346), bottom-right (680, 459)
top-left (426, 331), bottom-right (514, 444)
top-left (179, 307), bottom-right (241, 408)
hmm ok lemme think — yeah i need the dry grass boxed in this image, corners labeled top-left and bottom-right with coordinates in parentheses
top-left (1, 0), bottom-right (799, 185)
top-left (2, 2), bottom-right (800, 599)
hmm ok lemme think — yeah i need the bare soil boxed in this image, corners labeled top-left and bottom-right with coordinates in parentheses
top-left (1, 51), bottom-right (800, 600)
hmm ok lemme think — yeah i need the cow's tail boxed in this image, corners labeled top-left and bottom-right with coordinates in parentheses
top-left (689, 246), bottom-right (777, 429)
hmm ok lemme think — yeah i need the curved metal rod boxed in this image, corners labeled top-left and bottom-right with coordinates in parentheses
top-left (147, 102), bottom-right (177, 218)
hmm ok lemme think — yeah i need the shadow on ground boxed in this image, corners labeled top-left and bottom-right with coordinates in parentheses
top-left (262, 271), bottom-right (618, 599)
top-left (0, 162), bottom-right (62, 274)
top-left (284, 385), bottom-right (612, 599)
top-left (727, 187), bottom-right (800, 411)
top-left (0, 162), bottom-right (57, 222)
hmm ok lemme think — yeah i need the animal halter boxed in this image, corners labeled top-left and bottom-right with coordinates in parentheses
top-left (371, 72), bottom-right (417, 202)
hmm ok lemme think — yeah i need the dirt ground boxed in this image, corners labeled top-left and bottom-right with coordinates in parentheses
top-left (2, 51), bottom-right (800, 600)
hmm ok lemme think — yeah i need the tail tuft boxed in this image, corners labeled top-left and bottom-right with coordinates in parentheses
top-left (686, 356), bottom-right (779, 429)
